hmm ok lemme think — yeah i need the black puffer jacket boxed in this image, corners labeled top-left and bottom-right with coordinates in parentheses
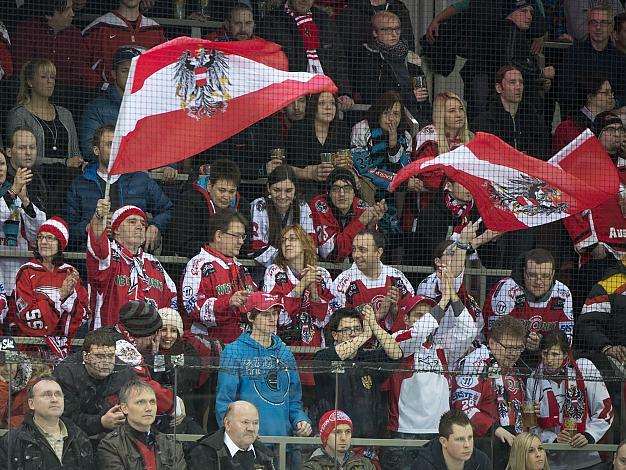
top-left (0, 414), bottom-right (94, 470)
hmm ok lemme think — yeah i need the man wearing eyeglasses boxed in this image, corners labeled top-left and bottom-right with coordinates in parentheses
top-left (452, 315), bottom-right (527, 470)
top-left (559, 4), bottom-right (626, 117)
top-left (483, 248), bottom-right (574, 358)
top-left (0, 375), bottom-right (94, 470)
top-left (352, 11), bottom-right (432, 126)
top-left (181, 208), bottom-right (256, 345)
top-left (313, 305), bottom-right (403, 441)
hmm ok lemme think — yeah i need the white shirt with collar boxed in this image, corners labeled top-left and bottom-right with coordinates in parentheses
top-left (224, 430), bottom-right (257, 459)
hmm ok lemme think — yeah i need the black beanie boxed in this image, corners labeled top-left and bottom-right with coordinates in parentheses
top-left (118, 301), bottom-right (162, 338)
top-left (593, 111), bottom-right (623, 137)
top-left (327, 167), bottom-right (357, 193)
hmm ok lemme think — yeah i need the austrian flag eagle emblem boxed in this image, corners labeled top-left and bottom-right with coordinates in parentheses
top-left (174, 48), bottom-right (231, 120)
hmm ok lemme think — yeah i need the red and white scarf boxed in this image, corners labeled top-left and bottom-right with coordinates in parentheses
top-left (444, 184), bottom-right (474, 235)
top-left (535, 355), bottom-right (589, 433)
top-left (285, 2), bottom-right (324, 74)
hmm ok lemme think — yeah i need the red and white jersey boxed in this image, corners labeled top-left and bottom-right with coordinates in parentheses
top-left (181, 245), bottom-right (256, 344)
top-left (452, 345), bottom-right (525, 437)
top-left (309, 194), bottom-right (368, 262)
top-left (563, 167), bottom-right (626, 264)
top-left (263, 263), bottom-right (333, 347)
top-left (13, 260), bottom-right (89, 339)
top-left (388, 307), bottom-right (478, 434)
top-left (483, 277), bottom-right (574, 342)
top-left (82, 11), bottom-right (165, 83)
top-left (526, 359), bottom-right (613, 470)
top-left (249, 197), bottom-right (315, 267)
top-left (417, 271), bottom-right (484, 343)
top-left (330, 262), bottom-right (414, 329)
top-left (86, 227), bottom-right (177, 329)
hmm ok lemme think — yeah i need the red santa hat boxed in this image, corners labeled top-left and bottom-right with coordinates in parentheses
top-left (111, 205), bottom-right (147, 234)
top-left (37, 216), bottom-right (69, 250)
top-left (319, 410), bottom-right (353, 446)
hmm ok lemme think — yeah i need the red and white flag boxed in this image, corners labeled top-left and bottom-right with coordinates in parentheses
top-left (108, 37), bottom-right (337, 175)
top-left (390, 132), bottom-right (618, 232)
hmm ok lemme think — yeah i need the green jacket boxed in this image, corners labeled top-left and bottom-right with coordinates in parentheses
top-left (302, 448), bottom-right (377, 470)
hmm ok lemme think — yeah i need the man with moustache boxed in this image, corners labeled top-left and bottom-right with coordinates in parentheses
top-left (187, 400), bottom-right (275, 470)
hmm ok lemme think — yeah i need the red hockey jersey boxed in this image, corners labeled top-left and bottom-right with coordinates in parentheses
top-left (81, 11), bottom-right (165, 83)
top-left (482, 277), bottom-right (574, 342)
top-left (86, 227), bottom-right (177, 328)
top-left (309, 194), bottom-right (367, 262)
top-left (330, 262), bottom-right (414, 330)
top-left (181, 245), bottom-right (256, 344)
top-left (13, 260), bottom-right (90, 340)
top-left (563, 167), bottom-right (626, 264)
top-left (263, 263), bottom-right (333, 347)
top-left (452, 345), bottom-right (525, 437)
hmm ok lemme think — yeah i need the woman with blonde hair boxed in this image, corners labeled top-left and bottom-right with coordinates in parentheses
top-left (8, 59), bottom-right (83, 167)
top-left (7, 59), bottom-right (84, 211)
top-left (506, 432), bottom-right (550, 470)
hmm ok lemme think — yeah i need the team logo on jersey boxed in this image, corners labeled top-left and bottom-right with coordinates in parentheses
top-left (275, 272), bottom-right (288, 287)
top-left (357, 199), bottom-right (368, 210)
top-left (550, 297), bottom-right (565, 310)
top-left (315, 200), bottom-right (328, 213)
top-left (202, 262), bottom-right (216, 277)
top-left (370, 294), bottom-right (385, 313)
top-left (505, 377), bottom-right (520, 394)
top-left (361, 375), bottom-right (372, 390)
top-left (456, 375), bottom-right (479, 388)
top-left (495, 301), bottom-right (507, 314)
top-left (345, 282), bottom-right (360, 302)
top-left (256, 199), bottom-right (266, 212)
top-left (174, 48), bottom-right (231, 120)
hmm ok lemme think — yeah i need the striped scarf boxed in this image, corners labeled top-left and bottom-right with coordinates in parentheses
top-left (285, 2), bottom-right (324, 74)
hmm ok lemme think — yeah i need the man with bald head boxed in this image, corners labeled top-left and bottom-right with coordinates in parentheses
top-left (187, 401), bottom-right (275, 470)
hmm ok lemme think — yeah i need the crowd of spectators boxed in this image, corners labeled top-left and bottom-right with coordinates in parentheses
top-left (0, 0), bottom-right (625, 468)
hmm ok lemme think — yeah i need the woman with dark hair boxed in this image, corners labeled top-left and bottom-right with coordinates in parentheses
top-left (249, 165), bottom-right (316, 267)
top-left (526, 329), bottom-right (613, 470)
top-left (552, 77), bottom-right (616, 153)
top-left (12, 216), bottom-right (89, 359)
top-left (351, 90), bottom-right (411, 238)
top-left (286, 91), bottom-right (351, 198)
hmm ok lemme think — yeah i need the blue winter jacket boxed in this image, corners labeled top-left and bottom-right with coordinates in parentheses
top-left (65, 163), bottom-right (173, 249)
top-left (80, 86), bottom-right (122, 161)
top-left (216, 331), bottom-right (311, 437)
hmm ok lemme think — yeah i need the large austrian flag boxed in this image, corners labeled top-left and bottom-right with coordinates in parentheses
top-left (390, 131), bottom-right (618, 232)
top-left (108, 37), bottom-right (337, 175)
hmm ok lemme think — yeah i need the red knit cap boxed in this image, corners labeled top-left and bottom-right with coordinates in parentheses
top-left (111, 205), bottom-right (147, 234)
top-left (38, 216), bottom-right (69, 250)
top-left (319, 410), bottom-right (352, 446)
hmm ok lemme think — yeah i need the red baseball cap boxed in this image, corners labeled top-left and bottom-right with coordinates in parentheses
top-left (400, 295), bottom-right (436, 315)
top-left (241, 292), bottom-right (283, 314)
